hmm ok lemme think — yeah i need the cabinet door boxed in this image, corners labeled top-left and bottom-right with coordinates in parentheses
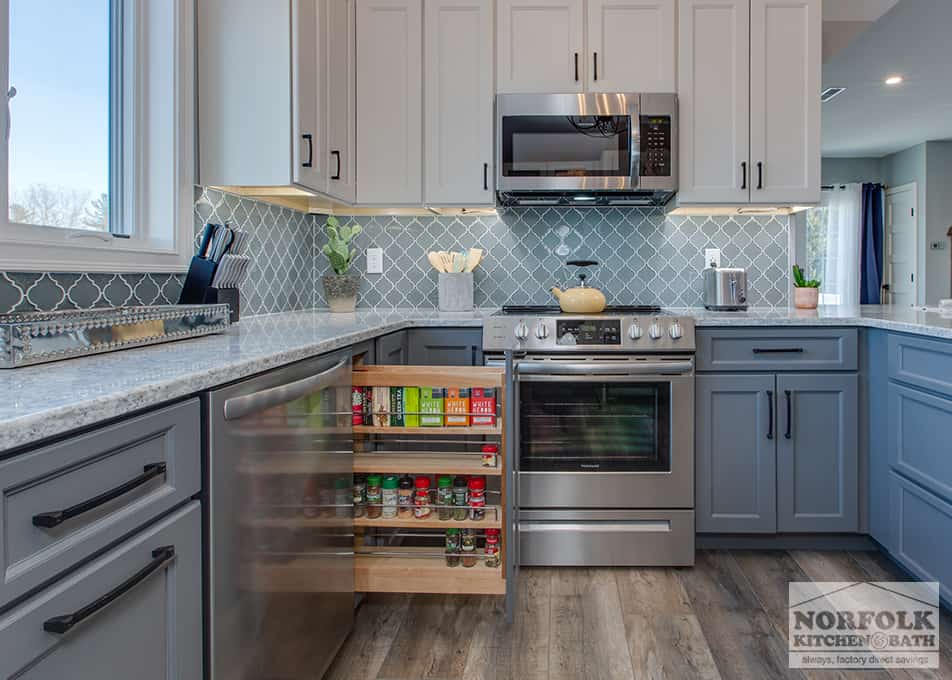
top-left (356, 0), bottom-right (423, 204)
top-left (375, 330), bottom-right (409, 365)
top-left (407, 328), bottom-right (483, 366)
top-left (777, 374), bottom-right (858, 532)
top-left (292, 0), bottom-right (327, 192)
top-left (586, 0), bottom-right (676, 93)
top-left (749, 0), bottom-right (820, 204)
top-left (424, 0), bottom-right (494, 205)
top-left (696, 374), bottom-right (777, 533)
top-left (497, 0), bottom-right (584, 94)
top-left (677, 0), bottom-right (750, 204)
top-left (326, 0), bottom-right (357, 202)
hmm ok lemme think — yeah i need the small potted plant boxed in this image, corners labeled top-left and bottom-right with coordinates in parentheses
top-left (792, 264), bottom-right (821, 309)
top-left (321, 216), bottom-right (362, 312)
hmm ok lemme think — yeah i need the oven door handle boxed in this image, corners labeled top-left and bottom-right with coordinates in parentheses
top-left (514, 360), bottom-right (693, 378)
top-left (520, 521), bottom-right (671, 533)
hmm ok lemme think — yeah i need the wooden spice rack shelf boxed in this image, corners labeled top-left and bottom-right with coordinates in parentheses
top-left (353, 452), bottom-right (500, 476)
top-left (353, 511), bottom-right (502, 530)
top-left (354, 554), bottom-right (504, 595)
top-left (354, 424), bottom-right (501, 436)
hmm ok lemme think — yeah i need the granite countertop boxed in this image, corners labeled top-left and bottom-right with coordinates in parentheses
top-left (2, 304), bottom-right (951, 453)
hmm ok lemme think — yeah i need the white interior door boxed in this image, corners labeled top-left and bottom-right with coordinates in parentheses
top-left (885, 184), bottom-right (918, 307)
top-left (497, 0), bottom-right (585, 93)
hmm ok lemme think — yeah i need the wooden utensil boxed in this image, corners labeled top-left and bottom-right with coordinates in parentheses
top-left (464, 248), bottom-right (483, 272)
top-left (427, 251), bottom-right (443, 272)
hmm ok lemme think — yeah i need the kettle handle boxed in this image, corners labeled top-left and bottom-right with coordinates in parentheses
top-left (566, 260), bottom-right (598, 267)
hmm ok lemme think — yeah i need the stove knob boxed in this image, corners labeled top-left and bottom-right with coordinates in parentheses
top-left (669, 321), bottom-right (683, 340)
top-left (534, 323), bottom-right (549, 340)
top-left (648, 322), bottom-right (664, 340)
top-left (627, 324), bottom-right (643, 340)
top-left (514, 322), bottom-right (529, 340)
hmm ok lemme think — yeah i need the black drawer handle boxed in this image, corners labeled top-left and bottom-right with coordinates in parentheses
top-left (33, 463), bottom-right (167, 529)
top-left (483, 162), bottom-right (489, 191)
top-left (784, 390), bottom-right (792, 440)
top-left (331, 150), bottom-right (341, 180)
top-left (752, 348), bottom-right (804, 354)
top-left (757, 161), bottom-right (764, 190)
top-left (43, 546), bottom-right (176, 635)
top-left (574, 52), bottom-right (579, 81)
top-left (302, 134), bottom-right (313, 168)
top-left (766, 390), bottom-right (774, 440)
top-left (741, 161), bottom-right (747, 190)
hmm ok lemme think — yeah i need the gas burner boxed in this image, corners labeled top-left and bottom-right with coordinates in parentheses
top-left (499, 305), bottom-right (662, 316)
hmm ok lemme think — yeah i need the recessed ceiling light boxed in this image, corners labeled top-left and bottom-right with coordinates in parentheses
top-left (885, 75), bottom-right (904, 86)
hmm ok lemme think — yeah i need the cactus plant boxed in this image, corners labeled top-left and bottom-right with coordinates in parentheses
top-left (792, 264), bottom-right (821, 288)
top-left (322, 216), bottom-right (362, 275)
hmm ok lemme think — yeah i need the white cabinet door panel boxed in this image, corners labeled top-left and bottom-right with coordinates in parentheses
top-left (357, 0), bottom-right (423, 204)
top-left (326, 0), bottom-right (357, 202)
top-left (497, 0), bottom-right (584, 93)
top-left (292, 0), bottom-right (326, 192)
top-left (425, 0), bottom-right (495, 205)
top-left (587, 0), bottom-right (676, 93)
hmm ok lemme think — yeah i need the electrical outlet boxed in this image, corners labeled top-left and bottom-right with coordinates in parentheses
top-left (704, 248), bottom-right (721, 268)
top-left (366, 248), bottom-right (384, 274)
top-left (930, 241), bottom-right (946, 251)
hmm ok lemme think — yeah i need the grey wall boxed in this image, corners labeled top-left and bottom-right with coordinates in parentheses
top-left (925, 141), bottom-right (952, 301)
top-left (821, 157), bottom-right (884, 185)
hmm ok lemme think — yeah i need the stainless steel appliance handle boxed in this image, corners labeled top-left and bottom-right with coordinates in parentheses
top-left (521, 521), bottom-right (671, 533)
top-left (224, 357), bottom-right (349, 421)
top-left (515, 360), bottom-right (693, 378)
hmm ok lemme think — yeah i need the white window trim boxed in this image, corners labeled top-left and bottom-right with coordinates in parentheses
top-left (0, 0), bottom-right (195, 274)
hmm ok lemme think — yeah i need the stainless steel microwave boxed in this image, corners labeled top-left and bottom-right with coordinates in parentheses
top-left (495, 93), bottom-right (678, 206)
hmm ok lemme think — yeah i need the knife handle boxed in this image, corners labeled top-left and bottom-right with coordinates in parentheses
top-left (198, 224), bottom-right (216, 258)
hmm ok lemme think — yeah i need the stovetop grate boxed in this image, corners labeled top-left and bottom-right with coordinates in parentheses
top-left (499, 305), bottom-right (662, 315)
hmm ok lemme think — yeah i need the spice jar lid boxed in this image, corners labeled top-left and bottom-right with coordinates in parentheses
top-left (414, 476), bottom-right (431, 489)
top-left (468, 477), bottom-right (485, 490)
top-left (366, 475), bottom-right (382, 486)
top-left (382, 476), bottom-right (399, 489)
top-left (437, 475), bottom-right (453, 488)
top-left (446, 528), bottom-right (460, 535)
top-left (398, 475), bottom-right (414, 489)
top-left (453, 476), bottom-right (468, 486)
top-left (334, 477), bottom-right (349, 489)
top-left (481, 444), bottom-right (498, 453)
top-left (486, 528), bottom-right (500, 537)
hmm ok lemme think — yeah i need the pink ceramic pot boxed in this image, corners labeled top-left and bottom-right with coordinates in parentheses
top-left (794, 287), bottom-right (819, 310)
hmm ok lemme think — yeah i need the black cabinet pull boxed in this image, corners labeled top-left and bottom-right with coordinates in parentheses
top-left (741, 161), bottom-right (747, 190)
top-left (593, 52), bottom-right (598, 81)
top-left (756, 161), bottom-right (763, 190)
top-left (752, 348), bottom-right (804, 354)
top-left (33, 463), bottom-right (167, 529)
top-left (302, 134), bottom-right (313, 168)
top-left (483, 162), bottom-right (489, 191)
top-left (43, 546), bottom-right (176, 635)
top-left (331, 150), bottom-right (341, 180)
top-left (766, 390), bottom-right (774, 440)
top-left (574, 52), bottom-right (579, 81)
top-left (784, 390), bottom-right (792, 439)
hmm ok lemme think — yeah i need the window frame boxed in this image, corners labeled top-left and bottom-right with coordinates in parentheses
top-left (0, 0), bottom-right (194, 273)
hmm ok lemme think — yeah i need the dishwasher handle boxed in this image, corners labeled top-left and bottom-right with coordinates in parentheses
top-left (224, 357), bottom-right (349, 421)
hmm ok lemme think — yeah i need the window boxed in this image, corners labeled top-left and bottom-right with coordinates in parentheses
top-left (0, 0), bottom-right (194, 272)
top-left (802, 184), bottom-right (862, 306)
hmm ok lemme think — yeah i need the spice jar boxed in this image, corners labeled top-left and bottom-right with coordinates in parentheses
top-left (452, 476), bottom-right (469, 521)
top-left (437, 476), bottom-right (453, 521)
top-left (468, 477), bottom-right (486, 521)
top-left (334, 477), bottom-right (351, 518)
top-left (445, 528), bottom-right (461, 567)
top-left (461, 528), bottom-right (477, 567)
top-left (397, 475), bottom-right (415, 519)
top-left (366, 474), bottom-right (382, 519)
top-left (302, 477), bottom-right (319, 518)
top-left (382, 475), bottom-right (399, 519)
top-left (484, 528), bottom-right (500, 568)
top-left (414, 476), bottom-right (432, 519)
top-left (353, 476), bottom-right (367, 518)
top-left (481, 444), bottom-right (498, 468)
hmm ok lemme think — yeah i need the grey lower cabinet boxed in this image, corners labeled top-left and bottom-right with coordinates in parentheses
top-left (696, 372), bottom-right (859, 533)
top-left (375, 330), bottom-right (408, 365)
top-left (407, 328), bottom-right (483, 366)
top-left (0, 502), bottom-right (202, 679)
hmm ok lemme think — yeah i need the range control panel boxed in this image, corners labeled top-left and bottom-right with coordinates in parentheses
top-left (556, 320), bottom-right (621, 346)
top-left (482, 315), bottom-right (696, 353)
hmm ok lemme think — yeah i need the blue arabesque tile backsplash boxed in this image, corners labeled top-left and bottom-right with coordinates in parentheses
top-left (0, 188), bottom-right (790, 315)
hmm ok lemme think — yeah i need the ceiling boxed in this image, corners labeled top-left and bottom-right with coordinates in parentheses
top-left (822, 0), bottom-right (952, 157)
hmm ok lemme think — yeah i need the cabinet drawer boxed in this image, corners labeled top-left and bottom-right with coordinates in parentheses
top-left (0, 502), bottom-right (201, 679)
top-left (888, 383), bottom-right (952, 502)
top-left (888, 333), bottom-right (952, 398)
top-left (0, 399), bottom-right (200, 607)
top-left (696, 328), bottom-right (857, 372)
top-left (890, 473), bottom-right (952, 604)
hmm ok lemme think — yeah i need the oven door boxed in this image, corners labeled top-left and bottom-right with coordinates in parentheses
top-left (496, 93), bottom-right (639, 192)
top-left (514, 356), bottom-right (694, 509)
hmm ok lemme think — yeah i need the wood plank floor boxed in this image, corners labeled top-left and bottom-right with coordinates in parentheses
top-left (324, 550), bottom-right (952, 680)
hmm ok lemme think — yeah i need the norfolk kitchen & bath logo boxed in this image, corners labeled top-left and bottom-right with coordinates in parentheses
top-left (788, 581), bottom-right (939, 669)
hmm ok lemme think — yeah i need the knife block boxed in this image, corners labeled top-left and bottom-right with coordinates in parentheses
top-left (203, 288), bottom-right (240, 323)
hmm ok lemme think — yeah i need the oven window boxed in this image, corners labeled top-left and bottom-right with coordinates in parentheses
top-left (519, 381), bottom-right (670, 472)
top-left (501, 115), bottom-right (630, 177)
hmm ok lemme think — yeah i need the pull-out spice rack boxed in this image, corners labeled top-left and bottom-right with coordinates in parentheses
top-left (350, 364), bottom-right (507, 596)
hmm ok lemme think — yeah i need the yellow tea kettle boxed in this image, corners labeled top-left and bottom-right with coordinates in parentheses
top-left (550, 260), bottom-right (607, 313)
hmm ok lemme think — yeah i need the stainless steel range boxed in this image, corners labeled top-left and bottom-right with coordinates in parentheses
top-left (485, 306), bottom-right (695, 567)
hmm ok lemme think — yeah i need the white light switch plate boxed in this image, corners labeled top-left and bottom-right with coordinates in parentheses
top-left (366, 248), bottom-right (384, 274)
top-left (705, 248), bottom-right (721, 268)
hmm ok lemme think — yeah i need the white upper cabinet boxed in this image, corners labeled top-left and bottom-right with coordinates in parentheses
top-left (356, 0), bottom-right (423, 205)
top-left (497, 0), bottom-right (585, 93)
top-left (586, 0), bottom-right (676, 93)
top-left (749, 0), bottom-right (821, 204)
top-left (292, 0), bottom-right (327, 192)
top-left (425, 0), bottom-right (495, 205)
top-left (325, 0), bottom-right (357, 203)
top-left (678, 0), bottom-right (750, 204)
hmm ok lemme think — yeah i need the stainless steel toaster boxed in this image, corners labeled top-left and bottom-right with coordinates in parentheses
top-left (703, 267), bottom-right (748, 310)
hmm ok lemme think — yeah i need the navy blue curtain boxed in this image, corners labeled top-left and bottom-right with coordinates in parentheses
top-left (860, 183), bottom-right (884, 304)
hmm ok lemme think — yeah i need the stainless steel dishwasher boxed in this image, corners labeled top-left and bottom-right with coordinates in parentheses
top-left (207, 349), bottom-right (353, 680)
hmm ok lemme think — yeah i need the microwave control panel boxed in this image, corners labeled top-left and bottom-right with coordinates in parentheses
top-left (640, 115), bottom-right (672, 178)
top-left (556, 320), bottom-right (621, 346)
